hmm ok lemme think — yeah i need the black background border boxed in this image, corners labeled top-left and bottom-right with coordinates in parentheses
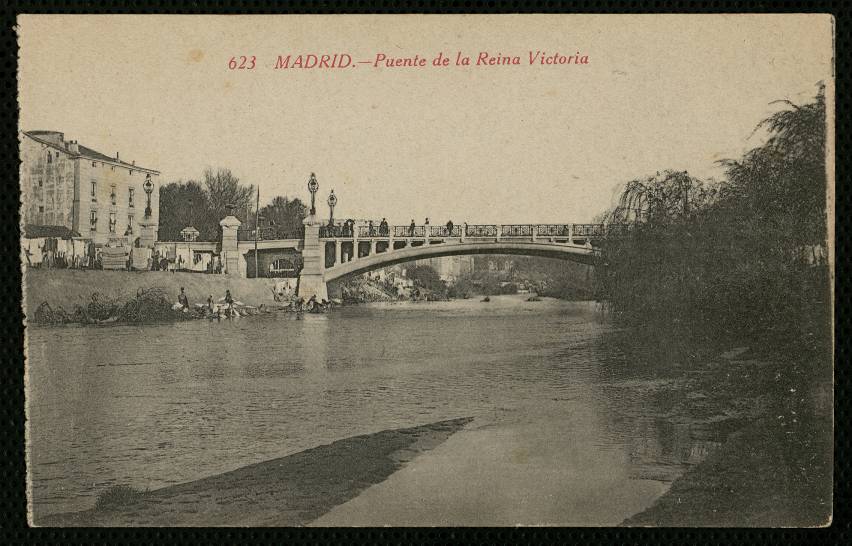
top-left (0, 2), bottom-right (847, 543)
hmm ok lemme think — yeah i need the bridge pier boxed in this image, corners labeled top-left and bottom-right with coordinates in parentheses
top-left (219, 215), bottom-right (242, 276)
top-left (298, 215), bottom-right (328, 300)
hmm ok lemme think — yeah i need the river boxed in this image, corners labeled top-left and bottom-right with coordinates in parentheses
top-left (26, 295), bottom-right (728, 525)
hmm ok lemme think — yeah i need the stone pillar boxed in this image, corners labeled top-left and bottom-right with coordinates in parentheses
top-left (335, 240), bottom-right (342, 266)
top-left (370, 240), bottom-right (377, 255)
top-left (352, 223), bottom-right (360, 260)
top-left (297, 214), bottom-right (328, 300)
top-left (531, 225), bottom-right (537, 243)
top-left (568, 224), bottom-right (574, 245)
top-left (219, 215), bottom-right (242, 276)
top-left (138, 218), bottom-right (157, 248)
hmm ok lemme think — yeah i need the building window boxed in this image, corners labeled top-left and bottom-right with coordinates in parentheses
top-left (38, 206), bottom-right (44, 213)
top-left (129, 169), bottom-right (133, 175)
top-left (109, 212), bottom-right (117, 233)
top-left (90, 210), bottom-right (98, 230)
top-left (37, 179), bottom-right (42, 188)
top-left (47, 151), bottom-right (52, 163)
top-left (127, 215), bottom-right (134, 235)
top-left (92, 161), bottom-right (97, 167)
top-left (90, 180), bottom-right (97, 201)
top-left (110, 185), bottom-right (117, 206)
top-left (128, 188), bottom-right (135, 207)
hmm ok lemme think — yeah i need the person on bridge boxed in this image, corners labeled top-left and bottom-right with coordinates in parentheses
top-left (380, 218), bottom-right (389, 236)
top-left (409, 220), bottom-right (416, 236)
top-left (368, 220), bottom-right (375, 236)
top-left (446, 220), bottom-right (454, 236)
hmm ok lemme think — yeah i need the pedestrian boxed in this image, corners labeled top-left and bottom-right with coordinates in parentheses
top-left (178, 287), bottom-right (189, 310)
top-left (409, 219), bottom-right (416, 236)
top-left (224, 289), bottom-right (235, 317)
top-left (446, 219), bottom-right (454, 236)
top-left (368, 220), bottom-right (375, 236)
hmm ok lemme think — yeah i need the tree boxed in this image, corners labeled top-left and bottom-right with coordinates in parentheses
top-left (259, 195), bottom-right (308, 238)
top-left (408, 265), bottom-right (445, 293)
top-left (203, 168), bottom-right (255, 226)
top-left (596, 85), bottom-right (829, 350)
top-left (157, 180), bottom-right (211, 241)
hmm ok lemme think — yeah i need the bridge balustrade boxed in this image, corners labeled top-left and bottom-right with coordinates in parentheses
top-left (358, 225), bottom-right (392, 238)
top-left (393, 225), bottom-right (426, 237)
top-left (605, 223), bottom-right (631, 237)
top-left (572, 224), bottom-right (606, 237)
top-left (320, 224), bottom-right (354, 238)
top-left (238, 226), bottom-right (304, 241)
top-left (465, 225), bottom-right (498, 237)
top-left (535, 224), bottom-right (572, 236)
top-left (429, 225), bottom-right (463, 237)
top-left (500, 224), bottom-right (535, 237)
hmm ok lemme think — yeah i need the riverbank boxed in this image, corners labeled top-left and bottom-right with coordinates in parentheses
top-left (35, 418), bottom-right (472, 526)
top-left (622, 349), bottom-right (833, 527)
top-left (24, 269), bottom-right (280, 320)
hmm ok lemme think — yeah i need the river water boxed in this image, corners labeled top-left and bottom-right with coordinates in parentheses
top-left (27, 295), bottom-right (725, 525)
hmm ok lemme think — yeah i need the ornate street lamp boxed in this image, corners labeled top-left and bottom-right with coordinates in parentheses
top-left (307, 172), bottom-right (319, 216)
top-left (143, 174), bottom-right (154, 219)
top-left (327, 189), bottom-right (337, 226)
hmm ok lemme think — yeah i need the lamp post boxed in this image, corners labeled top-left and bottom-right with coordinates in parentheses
top-left (327, 190), bottom-right (337, 227)
top-left (307, 172), bottom-right (319, 216)
top-left (143, 174), bottom-right (154, 219)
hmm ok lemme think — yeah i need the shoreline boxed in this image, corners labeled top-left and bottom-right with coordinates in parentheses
top-left (35, 417), bottom-right (473, 527)
top-left (621, 352), bottom-right (832, 527)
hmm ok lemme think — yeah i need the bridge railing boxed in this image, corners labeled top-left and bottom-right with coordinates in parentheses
top-left (357, 225), bottom-right (393, 237)
top-left (535, 224), bottom-right (572, 236)
top-left (393, 225), bottom-right (426, 237)
top-left (572, 224), bottom-right (606, 237)
top-left (606, 223), bottom-right (631, 237)
top-left (238, 226), bottom-right (304, 241)
top-left (500, 224), bottom-right (535, 237)
top-left (464, 225), bottom-right (498, 237)
top-left (429, 225), bottom-right (463, 237)
top-left (320, 224), bottom-right (355, 238)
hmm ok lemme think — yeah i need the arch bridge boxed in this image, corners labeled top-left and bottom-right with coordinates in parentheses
top-left (216, 212), bottom-right (627, 299)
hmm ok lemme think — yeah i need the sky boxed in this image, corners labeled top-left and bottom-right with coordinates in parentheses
top-left (18, 14), bottom-right (833, 224)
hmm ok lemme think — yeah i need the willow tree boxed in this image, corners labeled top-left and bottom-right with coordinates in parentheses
top-left (596, 85), bottom-right (829, 348)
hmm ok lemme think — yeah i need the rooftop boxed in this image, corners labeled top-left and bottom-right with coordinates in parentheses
top-left (23, 130), bottom-right (160, 174)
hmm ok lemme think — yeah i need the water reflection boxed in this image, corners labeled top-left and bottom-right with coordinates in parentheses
top-left (27, 296), bottom-right (729, 523)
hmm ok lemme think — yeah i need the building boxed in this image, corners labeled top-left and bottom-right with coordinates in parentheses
top-left (413, 255), bottom-right (474, 282)
top-left (20, 130), bottom-right (161, 246)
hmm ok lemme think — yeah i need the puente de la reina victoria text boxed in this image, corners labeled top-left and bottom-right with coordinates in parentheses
top-left (262, 50), bottom-right (591, 70)
top-left (20, 13), bottom-right (832, 530)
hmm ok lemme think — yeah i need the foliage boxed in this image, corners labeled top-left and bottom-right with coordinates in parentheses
top-left (157, 180), bottom-right (210, 241)
top-left (203, 168), bottom-right (255, 226)
top-left (596, 85), bottom-right (830, 352)
top-left (159, 169), bottom-right (308, 242)
top-left (408, 265), bottom-right (445, 293)
top-left (258, 195), bottom-right (308, 238)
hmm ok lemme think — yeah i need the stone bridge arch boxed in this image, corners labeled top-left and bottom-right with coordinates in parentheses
top-left (322, 240), bottom-right (598, 285)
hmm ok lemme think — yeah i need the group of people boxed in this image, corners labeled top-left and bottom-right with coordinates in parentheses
top-left (366, 218), bottom-right (391, 236)
top-left (176, 287), bottom-right (237, 318)
top-left (324, 218), bottom-right (461, 238)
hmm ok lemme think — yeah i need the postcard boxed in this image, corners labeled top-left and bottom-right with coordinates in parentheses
top-left (19, 14), bottom-right (834, 527)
